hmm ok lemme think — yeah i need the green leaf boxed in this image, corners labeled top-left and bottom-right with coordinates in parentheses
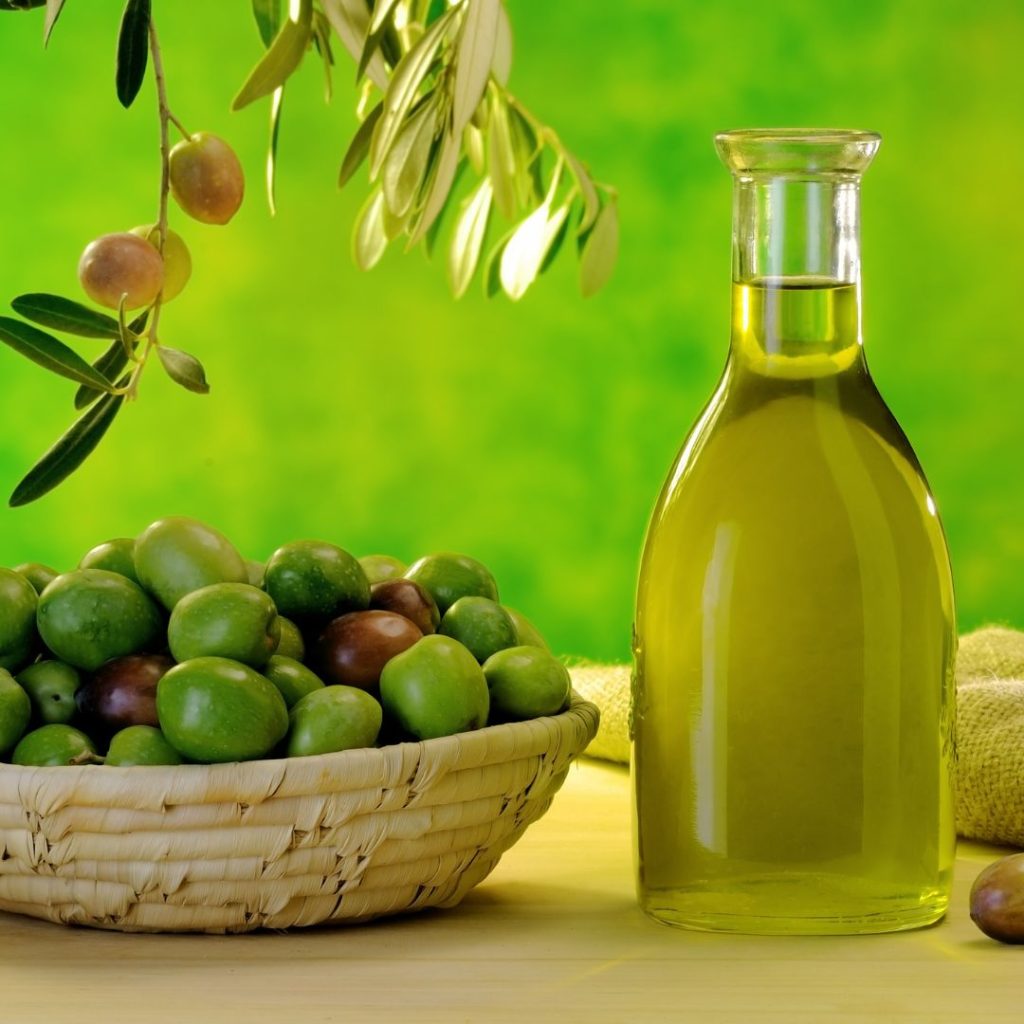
top-left (540, 207), bottom-right (570, 275)
top-left (338, 100), bottom-right (383, 188)
top-left (482, 227), bottom-right (515, 298)
top-left (9, 388), bottom-right (126, 507)
top-left (369, 5), bottom-right (458, 177)
top-left (499, 200), bottom-right (570, 301)
top-left (157, 347), bottom-right (210, 395)
top-left (566, 150), bottom-right (600, 235)
top-left (0, 1), bottom-right (47, 10)
top-left (320, 0), bottom-right (388, 91)
top-left (423, 158), bottom-right (468, 259)
top-left (488, 97), bottom-right (518, 220)
top-left (74, 339), bottom-right (131, 410)
top-left (0, 316), bottom-right (116, 391)
top-left (382, 98), bottom-right (438, 219)
top-left (115, 0), bottom-right (150, 109)
top-left (352, 189), bottom-right (388, 270)
top-left (464, 122), bottom-right (485, 176)
top-left (408, 130), bottom-right (462, 245)
top-left (252, 0), bottom-right (282, 47)
top-left (312, 10), bottom-right (334, 101)
top-left (508, 106), bottom-right (542, 204)
top-left (579, 199), bottom-right (619, 298)
top-left (357, 0), bottom-right (399, 82)
top-left (11, 293), bottom-right (121, 338)
top-left (491, 3), bottom-right (512, 85)
top-left (448, 178), bottom-right (493, 299)
top-left (452, 0), bottom-right (499, 138)
top-left (266, 85), bottom-right (285, 215)
top-left (232, 0), bottom-right (312, 111)
top-left (43, 0), bottom-right (65, 45)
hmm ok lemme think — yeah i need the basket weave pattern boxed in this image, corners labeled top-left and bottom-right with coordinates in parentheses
top-left (0, 698), bottom-right (598, 933)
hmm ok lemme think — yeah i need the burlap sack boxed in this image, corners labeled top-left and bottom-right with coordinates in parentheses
top-left (570, 625), bottom-right (1024, 845)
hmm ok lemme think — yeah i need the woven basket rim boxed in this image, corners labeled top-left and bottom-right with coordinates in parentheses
top-left (0, 694), bottom-right (598, 782)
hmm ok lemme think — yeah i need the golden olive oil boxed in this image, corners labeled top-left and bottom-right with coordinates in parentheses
top-left (633, 277), bottom-right (956, 934)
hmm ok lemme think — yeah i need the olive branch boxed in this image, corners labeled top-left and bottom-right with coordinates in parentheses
top-left (0, 0), bottom-right (618, 507)
top-left (238, 0), bottom-right (618, 299)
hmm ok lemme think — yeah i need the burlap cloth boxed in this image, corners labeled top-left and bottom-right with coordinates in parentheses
top-left (570, 625), bottom-right (1024, 846)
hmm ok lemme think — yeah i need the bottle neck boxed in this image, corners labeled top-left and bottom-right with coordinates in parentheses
top-left (729, 175), bottom-right (864, 378)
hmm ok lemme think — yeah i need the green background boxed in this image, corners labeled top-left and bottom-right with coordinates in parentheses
top-left (0, 1), bottom-right (1021, 661)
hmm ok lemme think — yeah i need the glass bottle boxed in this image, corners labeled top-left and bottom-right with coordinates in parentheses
top-left (632, 129), bottom-right (956, 935)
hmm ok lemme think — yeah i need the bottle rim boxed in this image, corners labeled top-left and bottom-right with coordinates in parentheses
top-left (715, 128), bottom-right (881, 177)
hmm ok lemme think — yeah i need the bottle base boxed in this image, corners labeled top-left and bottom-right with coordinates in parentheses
top-left (640, 881), bottom-right (949, 936)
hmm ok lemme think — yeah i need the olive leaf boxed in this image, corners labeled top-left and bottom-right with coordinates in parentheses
top-left (452, 0), bottom-right (500, 138)
top-left (320, 0), bottom-right (388, 91)
top-left (357, 0), bottom-right (399, 82)
top-left (352, 189), bottom-right (388, 270)
top-left (499, 200), bottom-right (570, 301)
top-left (9, 387), bottom-right (126, 508)
top-left (232, 0), bottom-right (312, 111)
top-left (423, 158), bottom-right (467, 258)
top-left (482, 227), bottom-right (514, 298)
top-left (338, 100), bottom-right (383, 187)
top-left (408, 129), bottom-right (462, 245)
top-left (74, 339), bottom-right (131, 409)
top-left (252, 0), bottom-right (282, 48)
top-left (0, 316), bottom-right (116, 391)
top-left (382, 98), bottom-right (438, 218)
top-left (579, 198), bottom-right (619, 297)
top-left (11, 293), bottom-right (121, 339)
top-left (157, 346), bottom-right (210, 394)
top-left (488, 96), bottom-right (518, 220)
top-left (312, 10), bottom-right (335, 101)
top-left (566, 150), bottom-right (600, 235)
top-left (491, 4), bottom-right (512, 85)
top-left (507, 106), bottom-right (542, 204)
top-left (448, 178), bottom-right (493, 298)
top-left (115, 0), bottom-right (151, 108)
top-left (464, 122), bottom-right (485, 175)
top-left (369, 5), bottom-right (458, 177)
top-left (42, 0), bottom-right (65, 46)
top-left (266, 86), bottom-right (285, 215)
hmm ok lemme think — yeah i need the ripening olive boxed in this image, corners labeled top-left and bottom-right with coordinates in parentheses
top-left (78, 232), bottom-right (164, 310)
top-left (312, 610), bottom-right (422, 694)
top-left (370, 579), bottom-right (440, 636)
top-left (169, 132), bottom-right (245, 225)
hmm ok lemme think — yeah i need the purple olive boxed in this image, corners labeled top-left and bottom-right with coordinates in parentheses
top-left (312, 611), bottom-right (422, 694)
top-left (370, 579), bottom-right (440, 636)
top-left (76, 654), bottom-right (173, 732)
top-left (970, 853), bottom-right (1024, 943)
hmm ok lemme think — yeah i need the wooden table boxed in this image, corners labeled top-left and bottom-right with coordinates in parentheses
top-left (1, 760), bottom-right (1020, 1023)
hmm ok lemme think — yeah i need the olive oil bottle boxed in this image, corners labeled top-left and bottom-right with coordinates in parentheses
top-left (633, 130), bottom-right (956, 935)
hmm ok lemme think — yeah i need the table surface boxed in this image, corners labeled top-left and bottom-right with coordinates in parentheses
top-left (2, 759), bottom-right (1021, 1024)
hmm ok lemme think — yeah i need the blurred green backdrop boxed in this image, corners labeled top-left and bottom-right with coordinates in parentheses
top-left (1, 1), bottom-right (1022, 660)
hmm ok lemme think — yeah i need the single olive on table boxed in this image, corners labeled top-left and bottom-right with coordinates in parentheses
top-left (0, 517), bottom-right (573, 768)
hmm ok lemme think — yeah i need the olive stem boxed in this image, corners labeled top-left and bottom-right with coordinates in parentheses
top-left (167, 110), bottom-right (193, 141)
top-left (123, 20), bottom-right (175, 400)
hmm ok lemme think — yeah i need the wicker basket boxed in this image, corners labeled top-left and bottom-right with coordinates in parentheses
top-left (0, 697), bottom-right (598, 933)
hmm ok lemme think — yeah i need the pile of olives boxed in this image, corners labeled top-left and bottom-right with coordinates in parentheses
top-left (0, 517), bottom-right (570, 767)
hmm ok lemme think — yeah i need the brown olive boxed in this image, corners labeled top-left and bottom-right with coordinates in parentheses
top-left (76, 654), bottom-right (173, 733)
top-left (312, 611), bottom-right (421, 694)
top-left (78, 232), bottom-right (164, 310)
top-left (370, 579), bottom-right (440, 636)
top-left (970, 853), bottom-right (1024, 943)
top-left (169, 132), bottom-right (245, 225)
